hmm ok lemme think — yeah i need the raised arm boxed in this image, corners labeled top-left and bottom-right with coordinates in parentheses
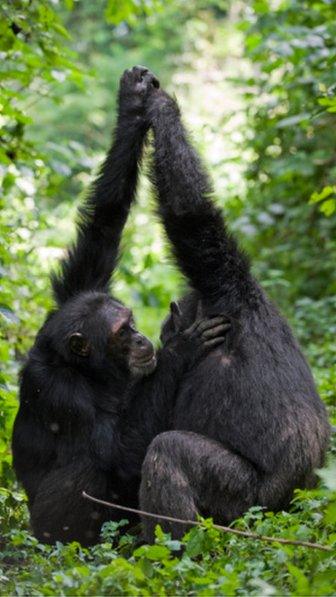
top-left (147, 88), bottom-right (255, 312)
top-left (52, 66), bottom-right (159, 305)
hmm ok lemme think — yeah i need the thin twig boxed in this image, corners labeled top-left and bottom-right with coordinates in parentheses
top-left (82, 491), bottom-right (332, 552)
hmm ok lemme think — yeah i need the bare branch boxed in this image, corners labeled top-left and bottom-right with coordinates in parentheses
top-left (82, 492), bottom-right (332, 552)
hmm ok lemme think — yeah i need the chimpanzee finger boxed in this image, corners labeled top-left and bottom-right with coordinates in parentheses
top-left (202, 323), bottom-right (231, 339)
top-left (203, 336), bottom-right (227, 349)
top-left (195, 316), bottom-right (229, 333)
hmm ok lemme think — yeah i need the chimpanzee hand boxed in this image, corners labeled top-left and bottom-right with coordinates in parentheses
top-left (165, 301), bottom-right (231, 368)
top-left (118, 66), bottom-right (160, 119)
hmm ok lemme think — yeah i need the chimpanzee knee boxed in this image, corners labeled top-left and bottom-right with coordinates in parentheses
top-left (140, 430), bottom-right (259, 542)
top-left (140, 431), bottom-right (197, 542)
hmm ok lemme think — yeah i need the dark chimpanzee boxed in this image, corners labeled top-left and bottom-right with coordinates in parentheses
top-left (11, 67), bottom-right (230, 546)
top-left (138, 81), bottom-right (331, 540)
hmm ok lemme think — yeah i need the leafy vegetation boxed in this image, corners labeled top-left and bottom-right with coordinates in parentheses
top-left (238, 0), bottom-right (336, 306)
top-left (0, 0), bottom-right (335, 594)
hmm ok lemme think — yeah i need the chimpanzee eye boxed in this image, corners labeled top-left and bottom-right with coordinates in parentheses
top-left (117, 325), bottom-right (127, 339)
top-left (69, 333), bottom-right (90, 357)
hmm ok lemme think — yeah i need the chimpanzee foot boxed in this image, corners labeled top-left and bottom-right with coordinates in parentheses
top-left (119, 66), bottom-right (160, 115)
top-left (129, 65), bottom-right (160, 93)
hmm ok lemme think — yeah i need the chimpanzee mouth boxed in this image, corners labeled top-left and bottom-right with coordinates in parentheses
top-left (130, 354), bottom-right (157, 376)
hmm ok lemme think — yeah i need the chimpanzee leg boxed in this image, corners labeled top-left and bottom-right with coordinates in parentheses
top-left (30, 460), bottom-right (112, 546)
top-left (139, 430), bottom-right (259, 542)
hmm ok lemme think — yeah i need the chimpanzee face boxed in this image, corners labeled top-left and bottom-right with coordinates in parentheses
top-left (47, 292), bottom-right (156, 378)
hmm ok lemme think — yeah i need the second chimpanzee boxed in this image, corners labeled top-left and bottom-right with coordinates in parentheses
top-left (12, 67), bottom-right (230, 546)
top-left (139, 80), bottom-right (331, 540)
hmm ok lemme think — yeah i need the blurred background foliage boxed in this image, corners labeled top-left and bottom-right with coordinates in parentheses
top-left (0, 0), bottom-right (335, 594)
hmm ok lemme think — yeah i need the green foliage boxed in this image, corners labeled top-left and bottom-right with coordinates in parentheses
top-left (0, 0), bottom-right (335, 594)
top-left (105, 0), bottom-right (172, 25)
top-left (238, 0), bottom-right (336, 306)
top-left (0, 0), bottom-right (83, 484)
top-left (310, 185), bottom-right (336, 217)
top-left (0, 478), bottom-right (335, 595)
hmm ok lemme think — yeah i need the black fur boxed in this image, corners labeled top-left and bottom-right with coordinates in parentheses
top-left (139, 86), bottom-right (331, 541)
top-left (11, 68), bottom-right (229, 546)
top-left (12, 67), bottom-right (330, 546)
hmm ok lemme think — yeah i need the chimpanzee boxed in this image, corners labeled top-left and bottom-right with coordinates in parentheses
top-left (139, 81), bottom-right (331, 540)
top-left (11, 67), bottom-right (230, 546)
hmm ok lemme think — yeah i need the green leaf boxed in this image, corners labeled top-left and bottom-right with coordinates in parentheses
top-left (287, 564), bottom-right (310, 594)
top-left (134, 544), bottom-right (170, 561)
top-left (320, 198), bottom-right (336, 216)
top-left (310, 186), bottom-right (335, 203)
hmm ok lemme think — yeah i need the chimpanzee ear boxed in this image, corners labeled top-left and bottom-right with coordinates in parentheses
top-left (69, 333), bottom-right (90, 357)
top-left (170, 301), bottom-right (182, 332)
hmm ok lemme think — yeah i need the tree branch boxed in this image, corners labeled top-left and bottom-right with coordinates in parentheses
top-left (82, 491), bottom-right (332, 552)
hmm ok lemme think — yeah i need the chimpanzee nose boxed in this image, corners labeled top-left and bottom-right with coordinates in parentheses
top-left (134, 334), bottom-right (153, 357)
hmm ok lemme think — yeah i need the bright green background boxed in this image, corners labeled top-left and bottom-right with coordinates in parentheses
top-left (0, 0), bottom-right (335, 594)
